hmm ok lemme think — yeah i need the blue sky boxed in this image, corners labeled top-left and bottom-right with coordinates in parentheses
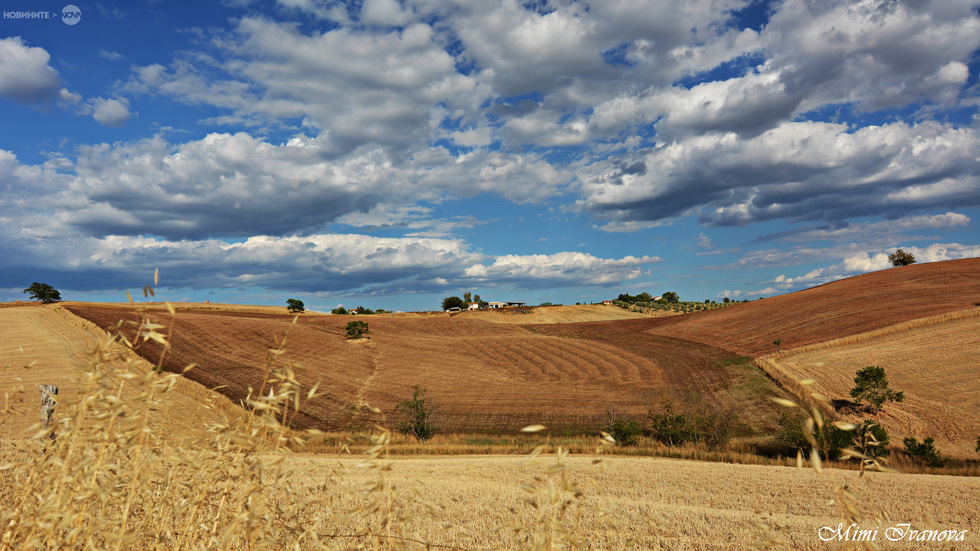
top-left (1, 0), bottom-right (978, 312)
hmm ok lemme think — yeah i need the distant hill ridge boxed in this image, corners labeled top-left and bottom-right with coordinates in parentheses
top-left (647, 257), bottom-right (980, 357)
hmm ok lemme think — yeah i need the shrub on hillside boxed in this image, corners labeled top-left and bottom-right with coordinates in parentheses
top-left (903, 437), bottom-right (944, 467)
top-left (647, 392), bottom-right (735, 448)
top-left (395, 386), bottom-right (438, 441)
top-left (850, 366), bottom-right (904, 414)
top-left (346, 320), bottom-right (370, 339)
top-left (604, 417), bottom-right (643, 447)
top-left (775, 411), bottom-right (851, 460)
top-left (855, 419), bottom-right (890, 459)
top-left (888, 249), bottom-right (916, 266)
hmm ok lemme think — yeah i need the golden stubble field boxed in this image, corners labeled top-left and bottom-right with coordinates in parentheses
top-left (0, 305), bottom-right (237, 442)
top-left (771, 310), bottom-right (980, 458)
top-left (277, 452), bottom-right (980, 549)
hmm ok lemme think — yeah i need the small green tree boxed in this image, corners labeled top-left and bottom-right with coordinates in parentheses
top-left (888, 249), bottom-right (916, 267)
top-left (286, 298), bottom-right (305, 313)
top-left (772, 338), bottom-right (782, 352)
top-left (331, 306), bottom-right (347, 315)
top-left (23, 282), bottom-right (61, 304)
top-left (395, 386), bottom-right (438, 441)
top-left (661, 291), bottom-right (679, 303)
top-left (441, 296), bottom-right (464, 311)
top-left (345, 320), bottom-right (370, 339)
top-left (850, 366), bottom-right (904, 415)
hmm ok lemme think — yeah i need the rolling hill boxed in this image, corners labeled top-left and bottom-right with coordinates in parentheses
top-left (8, 257), bottom-right (977, 456)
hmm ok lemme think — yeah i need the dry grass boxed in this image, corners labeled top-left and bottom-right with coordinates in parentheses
top-left (768, 310), bottom-right (980, 458)
top-left (271, 453), bottom-right (980, 549)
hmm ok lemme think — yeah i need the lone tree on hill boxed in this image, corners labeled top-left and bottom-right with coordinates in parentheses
top-left (286, 298), bottom-right (305, 313)
top-left (850, 366), bottom-right (904, 415)
top-left (24, 282), bottom-right (61, 304)
top-left (888, 249), bottom-right (916, 266)
top-left (661, 291), bottom-right (679, 303)
top-left (346, 321), bottom-right (370, 339)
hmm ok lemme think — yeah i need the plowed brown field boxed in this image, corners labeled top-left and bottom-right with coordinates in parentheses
top-left (60, 258), bottom-right (979, 442)
top-left (460, 303), bottom-right (672, 323)
top-left (646, 257), bottom-right (980, 356)
top-left (65, 305), bottom-right (786, 433)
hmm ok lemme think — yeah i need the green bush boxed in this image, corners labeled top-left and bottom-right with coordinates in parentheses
top-left (775, 411), bottom-right (851, 460)
top-left (855, 419), bottom-right (890, 459)
top-left (604, 417), bottom-right (642, 447)
top-left (395, 386), bottom-right (438, 441)
top-left (23, 282), bottom-right (61, 303)
top-left (345, 320), bottom-right (370, 339)
top-left (647, 392), bottom-right (734, 448)
top-left (903, 437), bottom-right (944, 467)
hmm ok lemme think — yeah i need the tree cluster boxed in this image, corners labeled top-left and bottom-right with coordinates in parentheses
top-left (442, 292), bottom-right (486, 311)
top-left (332, 306), bottom-right (385, 315)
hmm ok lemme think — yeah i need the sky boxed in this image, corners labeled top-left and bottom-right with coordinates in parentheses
top-left (1, 0), bottom-right (978, 312)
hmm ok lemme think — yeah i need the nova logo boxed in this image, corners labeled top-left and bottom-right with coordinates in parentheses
top-left (61, 4), bottom-right (81, 25)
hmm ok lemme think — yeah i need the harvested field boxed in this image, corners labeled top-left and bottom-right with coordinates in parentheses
top-left (65, 305), bottom-right (787, 434)
top-left (462, 303), bottom-right (671, 324)
top-left (647, 257), bottom-right (980, 357)
top-left (274, 453), bottom-right (980, 549)
top-left (0, 305), bottom-right (235, 442)
top-left (772, 311), bottom-right (980, 457)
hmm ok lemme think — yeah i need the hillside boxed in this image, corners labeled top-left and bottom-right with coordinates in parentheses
top-left (0, 305), bottom-right (238, 441)
top-left (64, 305), bottom-right (786, 434)
top-left (461, 303), bottom-right (671, 323)
top-left (646, 257), bottom-right (980, 356)
top-left (771, 310), bottom-right (980, 457)
top-left (48, 258), bottom-right (980, 455)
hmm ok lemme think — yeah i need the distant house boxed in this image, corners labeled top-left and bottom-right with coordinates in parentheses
top-left (446, 306), bottom-right (461, 312)
top-left (602, 300), bottom-right (613, 305)
top-left (467, 303), bottom-right (481, 310)
top-left (653, 296), bottom-right (662, 301)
